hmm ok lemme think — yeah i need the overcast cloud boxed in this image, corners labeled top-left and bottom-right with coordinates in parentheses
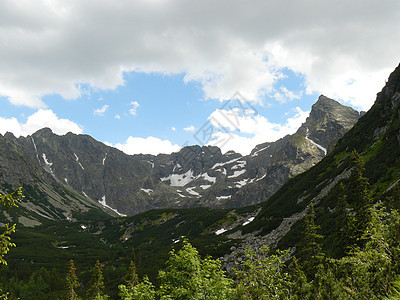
top-left (0, 0), bottom-right (399, 110)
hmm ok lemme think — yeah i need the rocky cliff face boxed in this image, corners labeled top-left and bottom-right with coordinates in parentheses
top-left (0, 95), bottom-right (360, 224)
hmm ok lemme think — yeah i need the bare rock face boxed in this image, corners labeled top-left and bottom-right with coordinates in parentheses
top-left (0, 96), bottom-right (360, 224)
top-left (297, 95), bottom-right (361, 152)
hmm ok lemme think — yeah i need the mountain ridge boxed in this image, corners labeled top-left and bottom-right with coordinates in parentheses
top-left (0, 95), bottom-right (360, 225)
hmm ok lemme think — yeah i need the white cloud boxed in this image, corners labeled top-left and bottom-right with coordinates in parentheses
top-left (0, 109), bottom-right (83, 137)
top-left (171, 126), bottom-right (176, 131)
top-left (129, 101), bottom-right (140, 116)
top-left (94, 104), bottom-right (109, 116)
top-left (0, 1), bottom-right (399, 110)
top-left (184, 125), bottom-right (196, 132)
top-left (115, 114), bottom-right (121, 119)
top-left (109, 136), bottom-right (181, 155)
top-left (273, 87), bottom-right (302, 104)
top-left (206, 107), bottom-right (309, 155)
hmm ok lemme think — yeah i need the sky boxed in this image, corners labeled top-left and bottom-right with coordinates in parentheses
top-left (0, 0), bottom-right (399, 155)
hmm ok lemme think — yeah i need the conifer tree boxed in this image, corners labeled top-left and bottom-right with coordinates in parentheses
top-left (334, 183), bottom-right (350, 255)
top-left (66, 260), bottom-right (80, 300)
top-left (347, 150), bottom-right (372, 247)
top-left (297, 203), bottom-right (324, 279)
top-left (124, 250), bottom-right (139, 289)
top-left (86, 260), bottom-right (108, 300)
top-left (290, 257), bottom-right (313, 298)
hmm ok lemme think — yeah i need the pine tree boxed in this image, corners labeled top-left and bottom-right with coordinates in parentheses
top-left (66, 260), bottom-right (80, 300)
top-left (290, 257), bottom-right (313, 298)
top-left (347, 150), bottom-right (372, 247)
top-left (297, 203), bottom-right (325, 279)
top-left (124, 250), bottom-right (139, 289)
top-left (86, 260), bottom-right (108, 300)
top-left (333, 183), bottom-right (350, 255)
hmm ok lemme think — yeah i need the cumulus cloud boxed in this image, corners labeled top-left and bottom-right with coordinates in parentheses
top-left (0, 109), bottom-right (83, 137)
top-left (171, 126), bottom-right (176, 131)
top-left (273, 87), bottom-right (302, 104)
top-left (109, 136), bottom-right (181, 155)
top-left (0, 1), bottom-right (399, 110)
top-left (94, 104), bottom-right (109, 116)
top-left (129, 101), bottom-right (140, 116)
top-left (205, 107), bottom-right (309, 155)
top-left (184, 125), bottom-right (196, 132)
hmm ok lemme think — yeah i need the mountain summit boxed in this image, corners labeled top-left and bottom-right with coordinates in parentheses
top-left (297, 95), bottom-right (361, 152)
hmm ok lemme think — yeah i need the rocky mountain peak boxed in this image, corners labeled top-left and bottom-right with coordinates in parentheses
top-left (312, 94), bottom-right (360, 123)
top-left (32, 127), bottom-right (55, 138)
top-left (296, 95), bottom-right (360, 151)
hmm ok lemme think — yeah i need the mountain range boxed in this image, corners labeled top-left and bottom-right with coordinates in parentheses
top-left (0, 95), bottom-right (360, 226)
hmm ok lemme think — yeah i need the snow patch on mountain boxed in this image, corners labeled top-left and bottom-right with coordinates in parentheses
top-left (257, 174), bottom-right (267, 181)
top-left (200, 185), bottom-right (211, 190)
top-left (216, 195), bottom-right (231, 200)
top-left (99, 195), bottom-right (126, 217)
top-left (186, 187), bottom-right (200, 197)
top-left (201, 173), bottom-right (216, 183)
top-left (232, 161), bottom-right (246, 170)
top-left (215, 168), bottom-right (227, 176)
top-left (173, 163), bottom-right (182, 172)
top-left (161, 169), bottom-right (199, 187)
top-left (141, 188), bottom-right (153, 195)
top-left (42, 153), bottom-right (53, 174)
top-left (251, 145), bottom-right (270, 157)
top-left (212, 157), bottom-right (241, 169)
top-left (31, 137), bottom-right (41, 164)
top-left (243, 217), bottom-right (255, 226)
top-left (228, 169), bottom-right (246, 178)
top-left (215, 228), bottom-right (227, 235)
top-left (73, 153), bottom-right (85, 170)
top-left (235, 178), bottom-right (249, 188)
top-left (306, 128), bottom-right (327, 155)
